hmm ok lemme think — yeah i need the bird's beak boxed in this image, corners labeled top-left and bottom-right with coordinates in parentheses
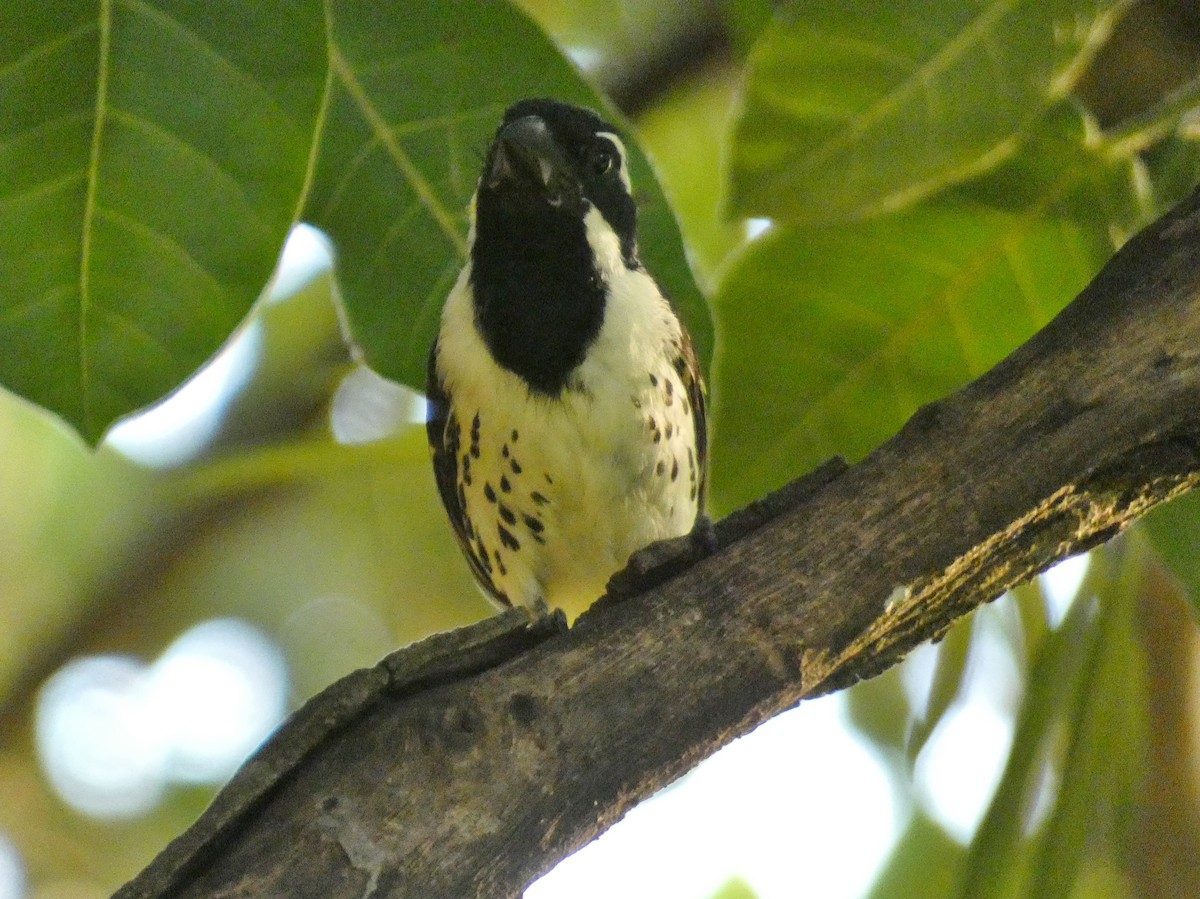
top-left (487, 115), bottom-right (574, 205)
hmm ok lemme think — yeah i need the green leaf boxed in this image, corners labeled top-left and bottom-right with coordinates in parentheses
top-left (953, 103), bottom-right (1153, 245)
top-left (0, 0), bottom-right (329, 441)
top-left (1026, 539), bottom-right (1148, 898)
top-left (1126, 76), bottom-right (1200, 218)
top-left (634, 71), bottom-right (748, 293)
top-left (710, 202), bottom-right (1110, 511)
top-left (906, 615), bottom-right (974, 767)
top-left (1143, 490), bottom-right (1200, 619)
top-left (730, 0), bottom-right (1131, 223)
top-left (844, 663), bottom-right (913, 751)
top-left (304, 0), bottom-right (712, 392)
top-left (0, 388), bottom-right (142, 707)
top-left (865, 812), bottom-right (962, 899)
top-left (1143, 131), bottom-right (1200, 215)
top-left (1, 1), bottom-right (711, 441)
top-left (952, 566), bottom-right (1100, 899)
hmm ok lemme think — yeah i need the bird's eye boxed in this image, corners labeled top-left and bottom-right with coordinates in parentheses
top-left (589, 145), bottom-right (616, 177)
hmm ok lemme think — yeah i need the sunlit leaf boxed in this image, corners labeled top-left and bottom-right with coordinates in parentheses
top-left (710, 202), bottom-right (1110, 511)
top-left (304, 0), bottom-right (711, 393)
top-left (730, 0), bottom-right (1131, 223)
top-left (0, 0), bottom-right (328, 441)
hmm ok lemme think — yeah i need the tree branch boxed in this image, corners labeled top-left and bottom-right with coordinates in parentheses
top-left (118, 186), bottom-right (1200, 898)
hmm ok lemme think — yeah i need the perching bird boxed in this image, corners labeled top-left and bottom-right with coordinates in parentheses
top-left (427, 98), bottom-right (706, 622)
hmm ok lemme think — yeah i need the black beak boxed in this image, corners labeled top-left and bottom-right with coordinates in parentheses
top-left (487, 115), bottom-right (574, 203)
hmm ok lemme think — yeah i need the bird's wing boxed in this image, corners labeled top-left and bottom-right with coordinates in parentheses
top-left (426, 340), bottom-right (510, 606)
top-left (676, 323), bottom-right (709, 513)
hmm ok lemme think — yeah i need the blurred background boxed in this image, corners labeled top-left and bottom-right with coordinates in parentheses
top-left (3, 1), bottom-right (1200, 897)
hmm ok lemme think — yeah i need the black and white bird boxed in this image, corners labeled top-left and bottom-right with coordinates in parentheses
top-left (427, 98), bottom-right (707, 622)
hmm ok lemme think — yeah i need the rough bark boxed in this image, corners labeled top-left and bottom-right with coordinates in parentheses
top-left (118, 186), bottom-right (1200, 898)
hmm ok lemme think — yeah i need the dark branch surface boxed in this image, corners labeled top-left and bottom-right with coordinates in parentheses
top-left (119, 187), bottom-right (1200, 898)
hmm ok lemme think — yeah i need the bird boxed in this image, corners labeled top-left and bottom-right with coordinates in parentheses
top-left (427, 98), bottom-right (707, 622)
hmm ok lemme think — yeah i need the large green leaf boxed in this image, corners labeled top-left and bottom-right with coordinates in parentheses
top-left (304, 0), bottom-right (711, 392)
top-left (0, 1), bottom-right (711, 443)
top-left (0, 0), bottom-right (328, 441)
top-left (730, 0), bottom-right (1131, 223)
top-left (710, 202), bottom-right (1110, 511)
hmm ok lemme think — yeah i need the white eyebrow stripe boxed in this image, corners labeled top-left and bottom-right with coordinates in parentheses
top-left (596, 131), bottom-right (632, 192)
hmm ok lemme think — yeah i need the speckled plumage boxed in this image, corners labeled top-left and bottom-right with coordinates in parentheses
top-left (427, 99), bottom-right (706, 621)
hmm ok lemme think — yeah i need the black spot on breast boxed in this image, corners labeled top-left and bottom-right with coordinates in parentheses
top-left (665, 422), bottom-right (673, 439)
top-left (664, 379), bottom-right (673, 396)
top-left (671, 458), bottom-right (679, 481)
top-left (656, 460), bottom-right (666, 476)
top-left (500, 475), bottom-right (512, 493)
top-left (498, 524), bottom-right (520, 551)
top-left (511, 429), bottom-right (519, 442)
top-left (469, 414), bottom-right (481, 458)
top-left (493, 550), bottom-right (507, 576)
top-left (510, 458), bottom-right (522, 474)
top-left (499, 504), bottom-right (517, 526)
top-left (531, 491), bottom-right (549, 506)
top-left (502, 445), bottom-right (510, 458)
top-left (523, 513), bottom-right (543, 533)
top-left (484, 483), bottom-right (497, 503)
top-left (649, 373), bottom-right (658, 387)
top-left (544, 473), bottom-right (554, 485)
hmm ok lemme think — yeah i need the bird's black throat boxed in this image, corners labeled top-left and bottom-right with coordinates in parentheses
top-left (471, 195), bottom-right (606, 396)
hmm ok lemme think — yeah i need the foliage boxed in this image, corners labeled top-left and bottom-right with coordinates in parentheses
top-left (0, 0), bottom-right (707, 442)
top-left (1, 0), bottom-right (1199, 896)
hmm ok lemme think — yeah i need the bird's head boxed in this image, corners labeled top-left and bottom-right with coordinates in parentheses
top-left (472, 98), bottom-right (639, 269)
